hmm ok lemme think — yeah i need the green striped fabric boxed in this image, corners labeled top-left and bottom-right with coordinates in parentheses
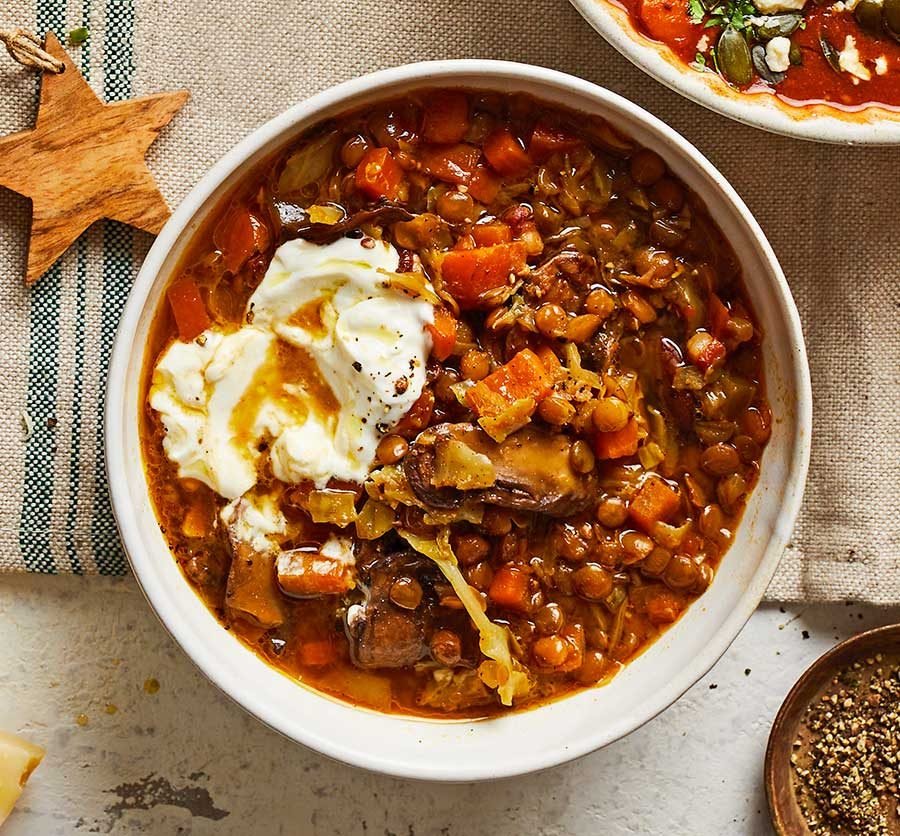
top-left (1, 0), bottom-right (897, 604)
top-left (12, 0), bottom-right (135, 574)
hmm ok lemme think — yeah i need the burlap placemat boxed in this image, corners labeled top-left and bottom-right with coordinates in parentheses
top-left (0, 0), bottom-right (896, 602)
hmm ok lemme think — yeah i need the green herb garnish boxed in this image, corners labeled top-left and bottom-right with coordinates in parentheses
top-left (68, 27), bottom-right (89, 45)
top-left (706, 0), bottom-right (756, 30)
top-left (688, 0), bottom-right (706, 24)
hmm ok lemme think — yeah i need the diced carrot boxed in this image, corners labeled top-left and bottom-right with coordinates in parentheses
top-left (355, 147), bottom-right (403, 200)
top-left (595, 417), bottom-right (640, 460)
top-left (527, 121), bottom-right (581, 162)
top-left (639, 0), bottom-right (705, 48)
top-left (629, 477), bottom-right (681, 532)
top-left (440, 242), bottom-right (527, 309)
top-left (298, 639), bottom-right (337, 667)
top-left (466, 165), bottom-right (501, 203)
top-left (465, 349), bottom-right (552, 418)
top-left (644, 588), bottom-right (685, 625)
top-left (481, 348), bottom-right (552, 402)
top-left (471, 222), bottom-right (512, 247)
top-left (422, 91), bottom-right (470, 144)
top-left (276, 551), bottom-right (354, 597)
top-left (167, 277), bottom-right (210, 342)
top-left (393, 388), bottom-right (435, 436)
top-left (534, 343), bottom-right (562, 372)
top-left (417, 143), bottom-right (480, 185)
top-left (707, 292), bottom-right (730, 340)
top-left (214, 205), bottom-right (270, 273)
top-left (484, 128), bottom-right (532, 176)
top-left (488, 565), bottom-right (531, 612)
top-left (426, 307), bottom-right (457, 361)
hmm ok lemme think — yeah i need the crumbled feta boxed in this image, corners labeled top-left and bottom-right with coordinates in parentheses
top-left (765, 37), bottom-right (792, 72)
top-left (875, 55), bottom-right (889, 75)
top-left (697, 34), bottom-right (710, 53)
top-left (752, 0), bottom-right (806, 13)
top-left (838, 35), bottom-right (872, 82)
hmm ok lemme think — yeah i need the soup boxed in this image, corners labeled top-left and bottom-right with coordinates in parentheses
top-left (141, 89), bottom-right (770, 717)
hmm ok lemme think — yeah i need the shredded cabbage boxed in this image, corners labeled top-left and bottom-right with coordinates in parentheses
top-left (477, 398), bottom-right (535, 443)
top-left (399, 529), bottom-right (530, 706)
top-left (365, 465), bottom-right (423, 508)
top-left (562, 342), bottom-right (603, 390)
top-left (355, 499), bottom-right (395, 540)
top-left (378, 269), bottom-right (441, 305)
top-left (432, 439), bottom-right (496, 489)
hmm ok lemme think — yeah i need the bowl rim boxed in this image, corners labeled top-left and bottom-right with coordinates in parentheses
top-left (569, 0), bottom-right (900, 145)
top-left (105, 59), bottom-right (812, 781)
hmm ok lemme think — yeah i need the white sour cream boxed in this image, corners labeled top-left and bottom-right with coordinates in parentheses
top-left (150, 237), bottom-right (435, 499)
top-left (222, 494), bottom-right (286, 552)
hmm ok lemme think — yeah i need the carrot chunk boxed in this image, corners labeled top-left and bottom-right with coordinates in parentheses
top-left (298, 639), bottom-right (338, 667)
top-left (488, 565), bottom-right (531, 612)
top-left (427, 307), bottom-right (457, 361)
top-left (465, 349), bottom-right (552, 418)
top-left (629, 477), bottom-right (681, 532)
top-left (417, 143), bottom-right (480, 185)
top-left (644, 588), bottom-right (685, 625)
top-left (594, 417), bottom-right (639, 460)
top-left (276, 551), bottom-right (355, 597)
top-left (355, 147), bottom-right (403, 200)
top-left (167, 277), bottom-right (210, 342)
top-left (417, 145), bottom-right (499, 202)
top-left (422, 91), bottom-right (470, 144)
top-left (527, 121), bottom-right (581, 162)
top-left (466, 165), bottom-right (501, 203)
top-left (471, 222), bottom-right (512, 247)
top-left (213, 205), bottom-right (270, 273)
top-left (440, 242), bottom-right (526, 309)
top-left (484, 128), bottom-right (532, 176)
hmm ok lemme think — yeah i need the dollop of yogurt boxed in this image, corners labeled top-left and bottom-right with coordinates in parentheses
top-left (150, 237), bottom-right (435, 499)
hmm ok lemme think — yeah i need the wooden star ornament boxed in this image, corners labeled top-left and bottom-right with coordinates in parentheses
top-left (0, 32), bottom-right (189, 283)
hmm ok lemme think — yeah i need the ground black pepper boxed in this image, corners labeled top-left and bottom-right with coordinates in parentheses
top-left (792, 655), bottom-right (900, 835)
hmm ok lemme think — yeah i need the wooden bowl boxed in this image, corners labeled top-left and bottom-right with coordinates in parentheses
top-left (765, 623), bottom-right (900, 834)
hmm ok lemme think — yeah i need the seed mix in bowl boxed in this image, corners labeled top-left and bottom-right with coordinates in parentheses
top-left (791, 654), bottom-right (900, 835)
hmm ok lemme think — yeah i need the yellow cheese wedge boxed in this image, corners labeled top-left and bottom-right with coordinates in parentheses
top-left (0, 731), bottom-right (45, 826)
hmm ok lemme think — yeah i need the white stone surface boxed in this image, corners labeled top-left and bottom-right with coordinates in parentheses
top-left (1, 574), bottom-right (897, 835)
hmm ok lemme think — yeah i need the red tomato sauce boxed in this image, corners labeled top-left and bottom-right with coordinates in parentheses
top-left (779, 7), bottom-right (900, 107)
top-left (612, 0), bottom-right (900, 109)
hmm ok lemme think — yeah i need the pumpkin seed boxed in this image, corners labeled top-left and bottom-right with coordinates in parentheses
top-left (884, 0), bottom-right (900, 42)
top-left (751, 44), bottom-right (787, 84)
top-left (852, 0), bottom-right (884, 34)
top-left (819, 33), bottom-right (842, 73)
top-left (718, 26), bottom-right (753, 86)
top-left (756, 14), bottom-right (802, 40)
top-left (789, 42), bottom-right (803, 66)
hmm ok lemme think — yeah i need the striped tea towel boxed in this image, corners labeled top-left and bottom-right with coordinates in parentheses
top-left (0, 0), bottom-right (898, 603)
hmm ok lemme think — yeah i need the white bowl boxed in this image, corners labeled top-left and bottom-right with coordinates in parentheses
top-left (105, 60), bottom-right (812, 781)
top-left (570, 0), bottom-right (900, 145)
